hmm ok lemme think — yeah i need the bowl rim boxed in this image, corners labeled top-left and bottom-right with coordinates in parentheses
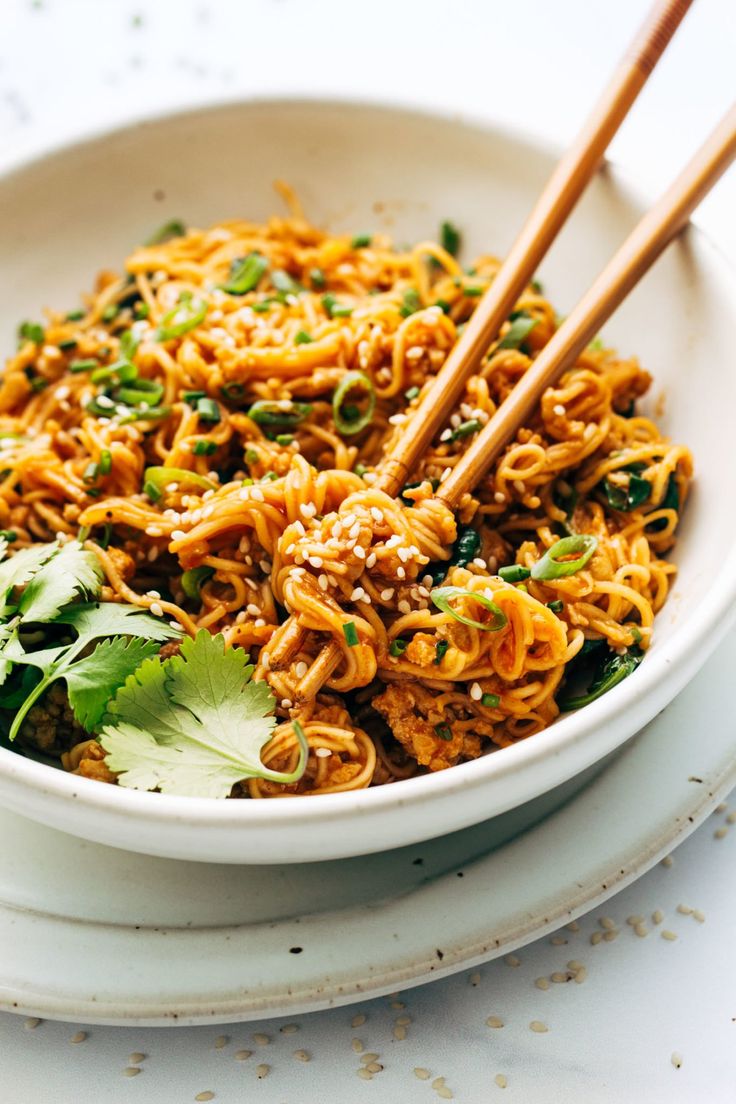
top-left (2, 92), bottom-right (736, 831)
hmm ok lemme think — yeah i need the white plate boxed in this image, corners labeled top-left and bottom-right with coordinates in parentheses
top-left (1, 627), bottom-right (734, 1027)
top-left (1, 98), bottom-right (736, 864)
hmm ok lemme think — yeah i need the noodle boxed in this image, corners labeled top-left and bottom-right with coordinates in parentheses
top-left (0, 199), bottom-right (692, 795)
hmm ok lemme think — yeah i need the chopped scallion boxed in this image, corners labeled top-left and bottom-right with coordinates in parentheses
top-left (480, 692), bottom-right (500, 708)
top-left (434, 723), bottom-right (453, 741)
top-left (498, 564), bottom-right (531, 584)
top-left (332, 371), bottom-right (376, 436)
top-left (440, 220), bottom-right (461, 257)
top-left (430, 586), bottom-right (507, 632)
top-left (220, 252), bottom-right (268, 295)
top-left (343, 621), bottom-right (359, 647)
top-left (181, 566), bottom-right (215, 600)
top-left (196, 396), bottom-right (221, 424)
top-left (531, 534), bottom-right (598, 581)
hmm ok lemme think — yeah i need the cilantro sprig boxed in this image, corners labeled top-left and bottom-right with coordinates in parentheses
top-left (100, 631), bottom-right (309, 797)
top-left (0, 538), bottom-right (180, 740)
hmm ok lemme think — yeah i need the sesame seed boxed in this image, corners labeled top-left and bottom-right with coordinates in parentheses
top-left (590, 931), bottom-right (603, 945)
top-left (293, 1049), bottom-right (310, 1062)
top-left (714, 826), bottom-right (729, 839)
top-left (727, 811), bottom-right (736, 824)
top-left (308, 556), bottom-right (323, 568)
top-left (250, 486), bottom-right (265, 502)
top-left (626, 915), bottom-right (645, 926)
top-left (599, 916), bottom-right (616, 930)
top-left (635, 923), bottom-right (649, 938)
top-left (529, 1021), bottom-right (549, 1033)
top-left (366, 551), bottom-right (377, 569)
top-left (661, 929), bottom-right (678, 941)
top-left (494, 491), bottom-right (505, 504)
top-left (692, 909), bottom-right (705, 923)
top-left (436, 1087), bottom-right (454, 1100)
top-left (432, 1077), bottom-right (446, 1090)
top-left (535, 977), bottom-right (550, 990)
top-left (129, 1053), bottom-right (146, 1064)
top-left (676, 904), bottom-right (692, 916)
top-left (95, 394), bottom-right (115, 409)
top-left (414, 1067), bottom-right (431, 1080)
top-left (354, 545), bottom-right (366, 560)
top-left (315, 747), bottom-right (331, 758)
top-left (504, 954), bottom-right (521, 967)
top-left (214, 1035), bottom-right (229, 1049)
top-left (380, 588), bottom-right (395, 600)
top-left (715, 803), bottom-right (727, 813)
top-left (149, 602), bottom-right (164, 617)
top-left (24, 1018), bottom-right (41, 1030)
top-left (352, 1038), bottom-right (364, 1053)
top-left (602, 930), bottom-right (618, 942)
top-left (485, 1016), bottom-right (504, 1029)
top-left (256, 1064), bottom-right (270, 1078)
top-left (566, 921), bottom-right (580, 932)
top-left (396, 565), bottom-right (405, 578)
top-left (574, 967), bottom-right (588, 983)
top-left (397, 599), bottom-right (411, 615)
top-left (553, 403), bottom-right (566, 416)
top-left (365, 1062), bottom-right (383, 1073)
top-left (440, 428), bottom-right (452, 442)
top-left (469, 681), bottom-right (482, 701)
top-left (551, 971), bottom-right (569, 983)
top-left (567, 959), bottom-right (584, 971)
top-left (253, 1033), bottom-right (270, 1046)
top-left (672, 1052), bottom-right (683, 1068)
top-left (281, 698), bottom-right (293, 709)
top-left (259, 559), bottom-right (271, 574)
top-left (122, 1067), bottom-right (142, 1077)
top-left (234, 1050), bottom-right (252, 1061)
top-left (393, 1025), bottom-right (407, 1040)
top-left (360, 1053), bottom-right (380, 1064)
top-left (661, 854), bottom-right (674, 866)
top-left (349, 522), bottom-right (361, 540)
top-left (469, 972), bottom-right (481, 986)
top-left (652, 910), bottom-right (664, 924)
top-left (300, 501), bottom-right (316, 518)
top-left (495, 1074), bottom-right (508, 1088)
top-left (356, 1068), bottom-right (373, 1081)
top-left (171, 529), bottom-right (186, 541)
top-left (195, 1092), bottom-right (214, 1101)
top-left (70, 1031), bottom-right (87, 1044)
top-left (370, 507), bottom-right (384, 523)
top-left (351, 1013), bottom-right (367, 1027)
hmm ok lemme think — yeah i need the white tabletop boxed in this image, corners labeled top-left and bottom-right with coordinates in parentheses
top-left (1, 1), bottom-right (735, 1100)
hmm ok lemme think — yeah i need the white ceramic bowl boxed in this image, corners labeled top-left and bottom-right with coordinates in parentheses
top-left (1, 98), bottom-right (735, 864)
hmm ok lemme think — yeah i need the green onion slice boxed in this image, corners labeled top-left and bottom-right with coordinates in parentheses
top-left (332, 371), bottom-right (376, 436)
top-left (220, 252), bottom-right (268, 295)
top-left (430, 586), bottom-right (507, 632)
top-left (343, 621), bottom-right (359, 647)
top-left (155, 293), bottom-right (207, 341)
top-left (181, 566), bottom-right (215, 599)
top-left (247, 400), bottom-right (312, 427)
top-left (117, 381), bottom-right (165, 407)
top-left (531, 534), bottom-right (598, 581)
top-left (480, 692), bottom-right (500, 708)
top-left (143, 466), bottom-right (217, 496)
top-left (498, 564), bottom-right (531, 584)
top-left (434, 723), bottom-right (452, 741)
top-left (498, 314), bottom-right (538, 350)
top-left (196, 396), bottom-right (221, 424)
top-left (389, 638), bottom-right (408, 657)
top-left (98, 449), bottom-right (112, 475)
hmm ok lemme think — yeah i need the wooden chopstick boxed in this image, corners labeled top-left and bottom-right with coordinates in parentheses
top-left (438, 102), bottom-right (736, 509)
top-left (375, 0), bottom-right (692, 499)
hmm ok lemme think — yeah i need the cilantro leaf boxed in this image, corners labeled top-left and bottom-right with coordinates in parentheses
top-left (4, 602), bottom-right (181, 742)
top-left (0, 540), bottom-right (58, 615)
top-left (54, 601), bottom-right (180, 643)
top-left (19, 541), bottom-right (103, 623)
top-left (65, 636), bottom-right (163, 732)
top-left (101, 631), bottom-right (308, 797)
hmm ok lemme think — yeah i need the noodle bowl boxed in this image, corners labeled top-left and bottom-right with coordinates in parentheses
top-left (0, 189), bottom-right (692, 797)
